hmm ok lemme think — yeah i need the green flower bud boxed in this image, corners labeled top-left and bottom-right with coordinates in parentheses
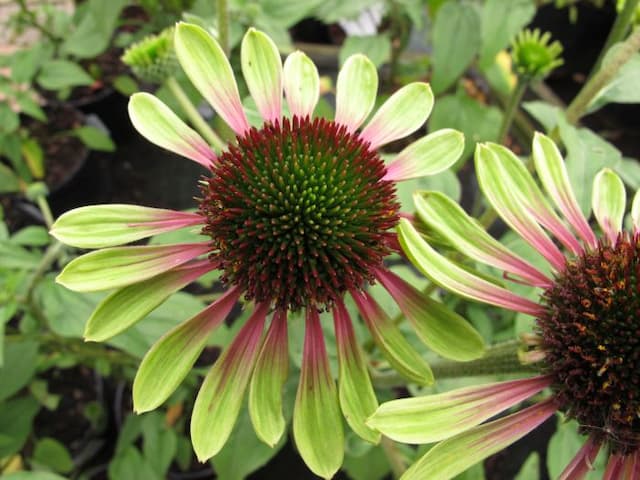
top-left (122, 27), bottom-right (178, 84)
top-left (511, 29), bottom-right (564, 81)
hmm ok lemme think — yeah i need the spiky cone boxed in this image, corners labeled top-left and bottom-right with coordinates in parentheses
top-left (370, 133), bottom-right (640, 480)
top-left (511, 28), bottom-right (563, 81)
top-left (51, 24), bottom-right (484, 478)
top-left (121, 27), bottom-right (179, 84)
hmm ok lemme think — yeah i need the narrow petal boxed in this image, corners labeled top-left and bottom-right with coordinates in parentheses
top-left (249, 309), bottom-right (289, 447)
top-left (383, 129), bottom-right (464, 182)
top-left (361, 82), bottom-right (434, 150)
top-left (241, 28), bottom-right (282, 123)
top-left (532, 132), bottom-right (597, 248)
top-left (333, 299), bottom-right (380, 444)
top-left (592, 168), bottom-right (626, 245)
top-left (604, 452), bottom-right (624, 480)
top-left (398, 219), bottom-right (544, 316)
top-left (133, 286), bottom-right (241, 412)
top-left (56, 243), bottom-right (209, 292)
top-left (368, 376), bottom-right (551, 444)
top-left (402, 399), bottom-right (557, 480)
top-left (84, 260), bottom-right (215, 341)
top-left (475, 144), bottom-right (566, 271)
top-left (632, 190), bottom-right (640, 234)
top-left (374, 267), bottom-right (485, 362)
top-left (293, 309), bottom-right (344, 479)
top-left (414, 191), bottom-right (552, 288)
top-left (351, 289), bottom-right (434, 385)
top-left (558, 435), bottom-right (602, 480)
top-left (51, 204), bottom-right (202, 249)
top-left (283, 51), bottom-right (319, 119)
top-left (174, 22), bottom-right (249, 134)
top-left (334, 54), bottom-right (378, 133)
top-left (128, 93), bottom-right (216, 167)
top-left (191, 302), bottom-right (269, 461)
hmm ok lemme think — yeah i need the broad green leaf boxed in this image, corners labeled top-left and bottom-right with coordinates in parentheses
top-left (0, 162), bottom-right (21, 193)
top-left (0, 103), bottom-right (19, 133)
top-left (0, 341), bottom-right (38, 402)
top-left (342, 444), bottom-right (391, 480)
top-left (2, 473), bottom-right (68, 480)
top-left (0, 396), bottom-right (40, 458)
top-left (108, 445), bottom-right (159, 480)
top-left (11, 226), bottom-right (49, 246)
top-left (73, 126), bottom-right (115, 152)
top-left (37, 60), bottom-right (94, 90)
top-left (479, 0), bottom-right (535, 67)
top-left (141, 412), bottom-right (178, 478)
top-left (431, 1), bottom-right (481, 94)
top-left (32, 437), bottom-right (74, 473)
top-left (589, 51), bottom-right (640, 113)
top-left (339, 34), bottom-right (391, 69)
top-left (546, 420), bottom-right (584, 479)
top-left (522, 100), bottom-right (562, 132)
top-left (514, 452), bottom-right (539, 480)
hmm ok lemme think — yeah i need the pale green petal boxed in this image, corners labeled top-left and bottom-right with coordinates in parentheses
top-left (632, 190), bottom-right (640, 232)
top-left (283, 51), bottom-right (319, 118)
top-left (334, 54), bottom-right (378, 133)
top-left (592, 168), bottom-right (626, 244)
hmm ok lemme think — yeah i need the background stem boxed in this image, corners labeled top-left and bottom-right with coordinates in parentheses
top-left (217, 0), bottom-right (230, 56)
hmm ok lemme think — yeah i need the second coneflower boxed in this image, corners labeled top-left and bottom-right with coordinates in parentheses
top-left (51, 23), bottom-right (483, 478)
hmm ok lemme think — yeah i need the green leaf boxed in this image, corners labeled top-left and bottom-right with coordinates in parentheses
top-left (32, 437), bottom-right (74, 473)
top-left (546, 420), bottom-right (584, 479)
top-left (141, 412), bottom-right (178, 478)
top-left (0, 341), bottom-right (38, 402)
top-left (12, 226), bottom-right (50, 246)
top-left (589, 51), bottom-right (640, 113)
top-left (73, 126), bottom-right (115, 152)
top-left (431, 1), bottom-right (481, 94)
top-left (522, 100), bottom-right (562, 132)
top-left (2, 472), bottom-right (68, 480)
top-left (0, 163), bottom-right (21, 194)
top-left (342, 444), bottom-right (391, 480)
top-left (0, 396), bottom-right (40, 458)
top-left (113, 75), bottom-right (139, 96)
top-left (0, 103), bottom-right (20, 133)
top-left (108, 445), bottom-right (159, 480)
top-left (479, 0), bottom-right (535, 67)
top-left (37, 60), bottom-right (94, 91)
top-left (514, 452), bottom-right (539, 480)
top-left (21, 137), bottom-right (45, 179)
top-left (339, 34), bottom-right (391, 69)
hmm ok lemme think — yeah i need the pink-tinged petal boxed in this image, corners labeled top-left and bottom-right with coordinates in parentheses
top-left (398, 219), bottom-right (545, 317)
top-left (128, 93), bottom-right (216, 167)
top-left (374, 267), bottom-right (485, 361)
top-left (532, 132), bottom-right (598, 249)
top-left (334, 54), bottom-right (378, 133)
top-left (476, 144), bottom-right (566, 271)
top-left (384, 129), bottom-right (464, 182)
top-left (368, 375), bottom-right (552, 444)
top-left (84, 260), bottom-right (216, 341)
top-left (360, 82), bottom-right (434, 150)
top-left (241, 28), bottom-right (283, 123)
top-left (414, 191), bottom-right (552, 288)
top-left (293, 309), bottom-right (344, 479)
top-left (604, 452), bottom-right (625, 480)
top-left (351, 289), bottom-right (434, 385)
top-left (592, 168), bottom-right (626, 246)
top-left (56, 242), bottom-right (210, 292)
top-left (612, 451), bottom-right (639, 480)
top-left (191, 302), bottom-right (269, 461)
top-left (174, 23), bottom-right (249, 135)
top-left (632, 191), bottom-right (640, 235)
top-left (558, 435), bottom-right (602, 480)
top-left (333, 299), bottom-right (380, 444)
top-left (283, 51), bottom-right (319, 118)
top-left (249, 309), bottom-right (289, 447)
top-left (133, 286), bottom-right (241, 412)
top-left (51, 204), bottom-right (203, 249)
top-left (402, 399), bottom-right (558, 480)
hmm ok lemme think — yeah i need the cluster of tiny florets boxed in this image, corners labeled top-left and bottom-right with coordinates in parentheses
top-left (539, 234), bottom-right (640, 453)
top-left (198, 115), bottom-right (399, 311)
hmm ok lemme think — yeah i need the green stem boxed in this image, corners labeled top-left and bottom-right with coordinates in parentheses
top-left (36, 195), bottom-right (54, 229)
top-left (372, 340), bottom-right (535, 388)
top-left (381, 436), bottom-right (407, 478)
top-left (217, 0), bottom-right (230, 56)
top-left (498, 79), bottom-right (528, 144)
top-left (165, 76), bottom-right (225, 151)
top-left (565, 26), bottom-right (640, 125)
top-left (24, 240), bottom-right (64, 304)
top-left (589, 0), bottom-right (640, 79)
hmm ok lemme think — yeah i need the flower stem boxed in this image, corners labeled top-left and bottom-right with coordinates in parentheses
top-left (589, 0), bottom-right (640, 79)
top-left (165, 76), bottom-right (225, 151)
top-left (217, 0), bottom-right (230, 56)
top-left (24, 240), bottom-right (64, 304)
top-left (498, 78), bottom-right (528, 143)
top-left (36, 195), bottom-right (55, 229)
top-left (565, 26), bottom-right (640, 125)
top-left (381, 436), bottom-right (407, 478)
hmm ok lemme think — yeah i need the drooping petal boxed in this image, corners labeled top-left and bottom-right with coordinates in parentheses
top-left (398, 219), bottom-right (544, 316)
top-left (191, 302), bottom-right (269, 461)
top-left (129, 93), bottom-right (216, 167)
top-left (414, 191), bottom-right (552, 288)
top-left (532, 132), bottom-right (597, 249)
top-left (241, 28), bottom-right (282, 123)
top-left (350, 289), bottom-right (434, 385)
top-left (368, 376), bottom-right (551, 444)
top-left (293, 309), bottom-right (344, 479)
top-left (558, 435), bottom-right (602, 480)
top-left (632, 190), bottom-right (640, 234)
top-left (133, 286), bottom-right (241, 412)
top-left (283, 51), bottom-right (319, 118)
top-left (360, 82), bottom-right (434, 150)
top-left (56, 243), bottom-right (210, 292)
top-left (374, 267), bottom-right (485, 361)
top-left (334, 54), bottom-right (378, 133)
top-left (401, 399), bottom-right (558, 480)
top-left (84, 260), bottom-right (215, 341)
top-left (174, 22), bottom-right (249, 135)
top-left (604, 452), bottom-right (624, 480)
top-left (249, 309), bottom-right (289, 447)
top-left (333, 299), bottom-right (380, 444)
top-left (51, 204), bottom-right (203, 249)
top-left (592, 168), bottom-right (626, 245)
top-left (475, 144), bottom-right (566, 271)
top-left (383, 129), bottom-right (464, 182)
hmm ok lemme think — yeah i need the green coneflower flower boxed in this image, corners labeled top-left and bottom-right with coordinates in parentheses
top-left (121, 27), bottom-right (179, 84)
top-left (511, 28), bottom-right (563, 80)
top-left (369, 134), bottom-right (640, 479)
top-left (50, 23), bottom-right (481, 478)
